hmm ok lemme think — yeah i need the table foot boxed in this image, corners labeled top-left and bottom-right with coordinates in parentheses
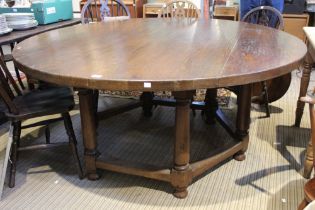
top-left (87, 173), bottom-right (101, 180)
top-left (233, 151), bottom-right (246, 161)
top-left (171, 166), bottom-right (192, 199)
top-left (173, 187), bottom-right (188, 199)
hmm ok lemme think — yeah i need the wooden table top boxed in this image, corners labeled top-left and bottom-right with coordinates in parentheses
top-left (13, 19), bottom-right (307, 91)
top-left (0, 19), bottom-right (80, 46)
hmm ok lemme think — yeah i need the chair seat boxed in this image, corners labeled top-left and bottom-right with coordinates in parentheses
top-left (6, 86), bottom-right (74, 120)
top-left (305, 178), bottom-right (315, 202)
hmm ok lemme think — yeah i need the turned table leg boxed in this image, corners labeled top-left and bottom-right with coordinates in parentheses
top-left (78, 89), bottom-right (100, 180)
top-left (234, 84), bottom-right (251, 161)
top-left (295, 53), bottom-right (313, 127)
top-left (171, 91), bottom-right (194, 198)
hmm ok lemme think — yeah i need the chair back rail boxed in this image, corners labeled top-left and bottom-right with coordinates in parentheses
top-left (158, 0), bottom-right (201, 19)
top-left (0, 60), bottom-right (22, 96)
top-left (81, 0), bottom-right (130, 24)
top-left (0, 61), bottom-right (19, 114)
top-left (242, 6), bottom-right (284, 30)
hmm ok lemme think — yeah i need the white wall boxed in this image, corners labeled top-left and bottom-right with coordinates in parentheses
top-left (72, 0), bottom-right (81, 12)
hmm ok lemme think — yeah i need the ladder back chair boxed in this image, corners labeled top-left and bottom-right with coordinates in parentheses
top-left (0, 59), bottom-right (83, 191)
top-left (158, 0), bottom-right (201, 19)
top-left (81, 0), bottom-right (131, 24)
top-left (242, 6), bottom-right (284, 118)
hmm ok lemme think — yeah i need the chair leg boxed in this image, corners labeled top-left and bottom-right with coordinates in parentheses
top-left (298, 199), bottom-right (308, 210)
top-left (62, 113), bottom-right (84, 179)
top-left (14, 65), bottom-right (25, 90)
top-left (9, 121), bottom-right (21, 188)
top-left (45, 126), bottom-right (50, 144)
top-left (140, 92), bottom-right (154, 117)
top-left (0, 125), bottom-right (14, 198)
top-left (303, 138), bottom-right (313, 179)
top-left (262, 81), bottom-right (270, 118)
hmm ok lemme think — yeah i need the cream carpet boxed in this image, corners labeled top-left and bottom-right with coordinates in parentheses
top-left (0, 70), bottom-right (312, 210)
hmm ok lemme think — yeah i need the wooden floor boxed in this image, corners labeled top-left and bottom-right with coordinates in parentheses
top-left (0, 70), bottom-right (312, 210)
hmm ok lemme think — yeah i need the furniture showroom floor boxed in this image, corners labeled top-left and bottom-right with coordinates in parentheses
top-left (0, 68), bottom-right (311, 210)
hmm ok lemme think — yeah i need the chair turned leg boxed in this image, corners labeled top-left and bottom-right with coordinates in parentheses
top-left (62, 113), bottom-right (84, 179)
top-left (295, 58), bottom-right (312, 127)
top-left (45, 126), bottom-right (50, 144)
top-left (262, 81), bottom-right (270, 118)
top-left (140, 92), bottom-right (154, 117)
top-left (303, 138), bottom-right (313, 179)
top-left (9, 121), bottom-right (21, 188)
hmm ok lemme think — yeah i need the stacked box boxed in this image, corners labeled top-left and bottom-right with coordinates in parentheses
top-left (31, 0), bottom-right (73, 25)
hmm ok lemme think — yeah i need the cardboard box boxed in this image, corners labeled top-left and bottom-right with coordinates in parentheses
top-left (31, 0), bottom-right (73, 25)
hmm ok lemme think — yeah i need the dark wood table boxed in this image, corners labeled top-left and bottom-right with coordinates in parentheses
top-left (0, 19), bottom-right (81, 90)
top-left (12, 19), bottom-right (306, 198)
top-left (0, 19), bottom-right (80, 46)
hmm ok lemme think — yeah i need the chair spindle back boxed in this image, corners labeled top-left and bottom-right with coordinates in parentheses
top-left (0, 60), bottom-right (19, 114)
top-left (158, 0), bottom-right (201, 20)
top-left (81, 0), bottom-right (130, 24)
top-left (242, 6), bottom-right (284, 30)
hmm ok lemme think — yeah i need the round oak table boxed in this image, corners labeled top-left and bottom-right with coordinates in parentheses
top-left (12, 19), bottom-right (306, 198)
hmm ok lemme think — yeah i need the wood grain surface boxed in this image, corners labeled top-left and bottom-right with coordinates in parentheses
top-left (0, 19), bottom-right (80, 46)
top-left (13, 19), bottom-right (307, 91)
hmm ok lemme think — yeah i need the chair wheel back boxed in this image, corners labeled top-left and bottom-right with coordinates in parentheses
top-left (81, 0), bottom-right (131, 24)
top-left (158, 0), bottom-right (201, 20)
top-left (242, 6), bottom-right (284, 30)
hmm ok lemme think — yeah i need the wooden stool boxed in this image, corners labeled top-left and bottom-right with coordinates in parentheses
top-left (299, 93), bottom-right (315, 209)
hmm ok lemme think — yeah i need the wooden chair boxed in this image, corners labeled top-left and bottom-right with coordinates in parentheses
top-left (298, 90), bottom-right (315, 209)
top-left (81, 0), bottom-right (131, 24)
top-left (242, 6), bottom-right (284, 118)
top-left (0, 59), bottom-right (83, 190)
top-left (81, 0), bottom-right (148, 118)
top-left (158, 0), bottom-right (201, 19)
top-left (135, 0), bottom-right (198, 118)
top-left (0, 44), bottom-right (25, 90)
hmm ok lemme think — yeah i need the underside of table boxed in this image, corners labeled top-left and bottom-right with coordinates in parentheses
top-left (78, 84), bottom-right (251, 198)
